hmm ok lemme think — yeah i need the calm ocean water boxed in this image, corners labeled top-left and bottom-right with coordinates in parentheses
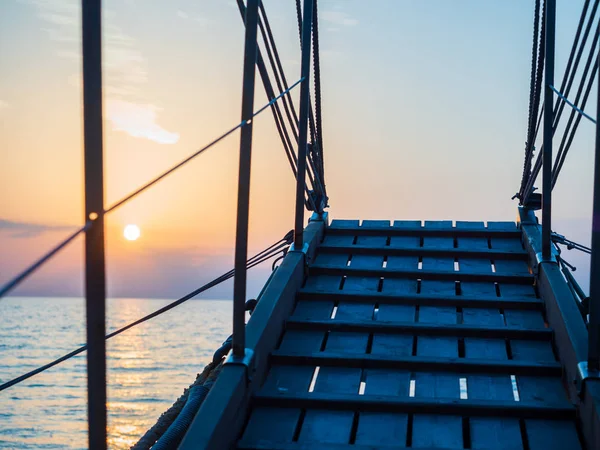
top-left (0, 297), bottom-right (232, 449)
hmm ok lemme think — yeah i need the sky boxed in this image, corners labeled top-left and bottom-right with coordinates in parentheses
top-left (0, 0), bottom-right (596, 299)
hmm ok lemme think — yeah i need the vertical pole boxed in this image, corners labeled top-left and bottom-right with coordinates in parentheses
top-left (81, 0), bottom-right (107, 448)
top-left (294, 0), bottom-right (314, 249)
top-left (588, 44), bottom-right (600, 371)
top-left (232, 0), bottom-right (260, 357)
top-left (542, 0), bottom-right (556, 260)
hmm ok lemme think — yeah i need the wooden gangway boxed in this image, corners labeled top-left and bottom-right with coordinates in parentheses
top-left (180, 214), bottom-right (598, 449)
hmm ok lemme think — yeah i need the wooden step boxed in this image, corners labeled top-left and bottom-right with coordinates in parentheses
top-left (318, 243), bottom-right (528, 260)
top-left (327, 224), bottom-right (522, 239)
top-left (297, 290), bottom-right (544, 310)
top-left (286, 318), bottom-right (553, 340)
top-left (253, 391), bottom-right (575, 420)
top-left (270, 351), bottom-right (562, 376)
top-left (310, 264), bottom-right (534, 284)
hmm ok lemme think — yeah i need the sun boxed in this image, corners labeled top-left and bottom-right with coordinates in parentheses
top-left (123, 224), bottom-right (141, 241)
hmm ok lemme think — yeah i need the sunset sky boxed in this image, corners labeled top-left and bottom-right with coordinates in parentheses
top-left (0, 0), bottom-right (596, 299)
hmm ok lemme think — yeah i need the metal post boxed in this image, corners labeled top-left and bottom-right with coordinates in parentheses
top-left (542, 0), bottom-right (556, 260)
top-left (81, 0), bottom-right (107, 448)
top-left (232, 0), bottom-right (260, 357)
top-left (293, 0), bottom-right (314, 249)
top-left (588, 43), bottom-right (600, 371)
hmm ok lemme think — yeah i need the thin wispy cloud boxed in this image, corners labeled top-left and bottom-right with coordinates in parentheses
top-left (320, 10), bottom-right (358, 27)
top-left (24, 0), bottom-right (179, 145)
top-left (176, 8), bottom-right (210, 26)
top-left (0, 219), bottom-right (74, 238)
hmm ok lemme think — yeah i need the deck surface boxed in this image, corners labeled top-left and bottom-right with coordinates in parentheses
top-left (236, 220), bottom-right (582, 449)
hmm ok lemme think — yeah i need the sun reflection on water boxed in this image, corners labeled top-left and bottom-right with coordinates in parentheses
top-left (0, 297), bottom-right (232, 449)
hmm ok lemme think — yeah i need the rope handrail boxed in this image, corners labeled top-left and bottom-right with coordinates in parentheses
top-left (519, 0), bottom-right (599, 202)
top-left (0, 79), bottom-right (303, 299)
top-left (0, 231), bottom-right (293, 393)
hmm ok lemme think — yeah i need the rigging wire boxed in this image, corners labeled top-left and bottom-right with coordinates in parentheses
top-left (0, 231), bottom-right (293, 393)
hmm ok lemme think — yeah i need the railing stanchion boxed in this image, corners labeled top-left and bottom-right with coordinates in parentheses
top-left (293, 0), bottom-right (314, 249)
top-left (542, 0), bottom-right (556, 260)
top-left (232, 0), bottom-right (260, 357)
top-left (588, 43), bottom-right (600, 371)
top-left (81, 0), bottom-right (107, 448)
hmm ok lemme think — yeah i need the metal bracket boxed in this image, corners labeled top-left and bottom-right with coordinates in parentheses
top-left (532, 248), bottom-right (559, 275)
top-left (224, 348), bottom-right (255, 381)
top-left (576, 361), bottom-right (600, 394)
top-left (309, 211), bottom-right (329, 224)
top-left (289, 243), bottom-right (309, 254)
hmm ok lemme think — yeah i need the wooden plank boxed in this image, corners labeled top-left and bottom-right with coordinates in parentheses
top-left (321, 234), bottom-right (354, 247)
top-left (330, 219), bottom-right (359, 228)
top-left (462, 308), bottom-right (504, 326)
top-left (328, 224), bottom-right (521, 238)
top-left (357, 220), bottom-right (390, 248)
top-left (387, 255), bottom-right (419, 270)
top-left (412, 415), bottom-right (463, 448)
top-left (325, 331), bottom-right (369, 354)
top-left (371, 334), bottom-right (414, 357)
top-left (292, 299), bottom-right (334, 320)
top-left (463, 306), bottom-right (508, 363)
top-left (319, 243), bottom-right (528, 259)
top-left (361, 219), bottom-right (391, 228)
top-left (241, 407), bottom-right (300, 445)
top-left (467, 374), bottom-right (514, 400)
top-left (261, 365), bottom-right (314, 393)
top-left (335, 302), bottom-right (374, 321)
top-left (348, 254), bottom-right (384, 270)
top-left (469, 417), bottom-right (523, 450)
top-left (355, 412), bottom-right (408, 446)
top-left (510, 340), bottom-right (556, 362)
top-left (236, 442), bottom-right (466, 450)
top-left (237, 443), bottom-right (465, 450)
top-left (464, 338), bottom-right (508, 360)
top-left (376, 304), bottom-right (416, 322)
top-left (364, 369), bottom-right (411, 396)
top-left (494, 259), bottom-right (530, 274)
top-left (297, 290), bottom-right (544, 310)
top-left (278, 330), bottom-right (325, 353)
top-left (380, 278), bottom-right (419, 296)
top-left (311, 264), bottom-right (535, 284)
top-left (286, 318), bottom-right (554, 340)
top-left (504, 310), bottom-right (546, 328)
top-left (314, 252), bottom-right (348, 266)
top-left (525, 419), bottom-right (582, 450)
top-left (487, 222), bottom-right (518, 230)
top-left (498, 283), bottom-right (537, 298)
top-left (414, 372), bottom-right (459, 398)
top-left (270, 352), bottom-right (562, 376)
top-left (516, 376), bottom-right (568, 403)
top-left (456, 221), bottom-right (489, 250)
top-left (314, 367), bottom-right (361, 394)
top-left (303, 274), bottom-right (342, 292)
top-left (254, 391), bottom-right (576, 419)
top-left (423, 220), bottom-right (455, 249)
top-left (297, 410), bottom-right (354, 444)
top-left (419, 306), bottom-right (457, 324)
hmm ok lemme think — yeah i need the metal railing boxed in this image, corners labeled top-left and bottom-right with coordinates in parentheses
top-left (0, 1), bottom-right (324, 448)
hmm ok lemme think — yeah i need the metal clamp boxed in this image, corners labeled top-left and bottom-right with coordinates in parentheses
top-left (576, 361), bottom-right (600, 394)
top-left (532, 248), bottom-right (559, 275)
top-left (289, 242), bottom-right (309, 254)
top-left (224, 348), bottom-right (255, 381)
top-left (309, 211), bottom-right (329, 223)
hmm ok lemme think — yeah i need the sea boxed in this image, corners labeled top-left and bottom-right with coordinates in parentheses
top-left (0, 297), bottom-right (232, 449)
